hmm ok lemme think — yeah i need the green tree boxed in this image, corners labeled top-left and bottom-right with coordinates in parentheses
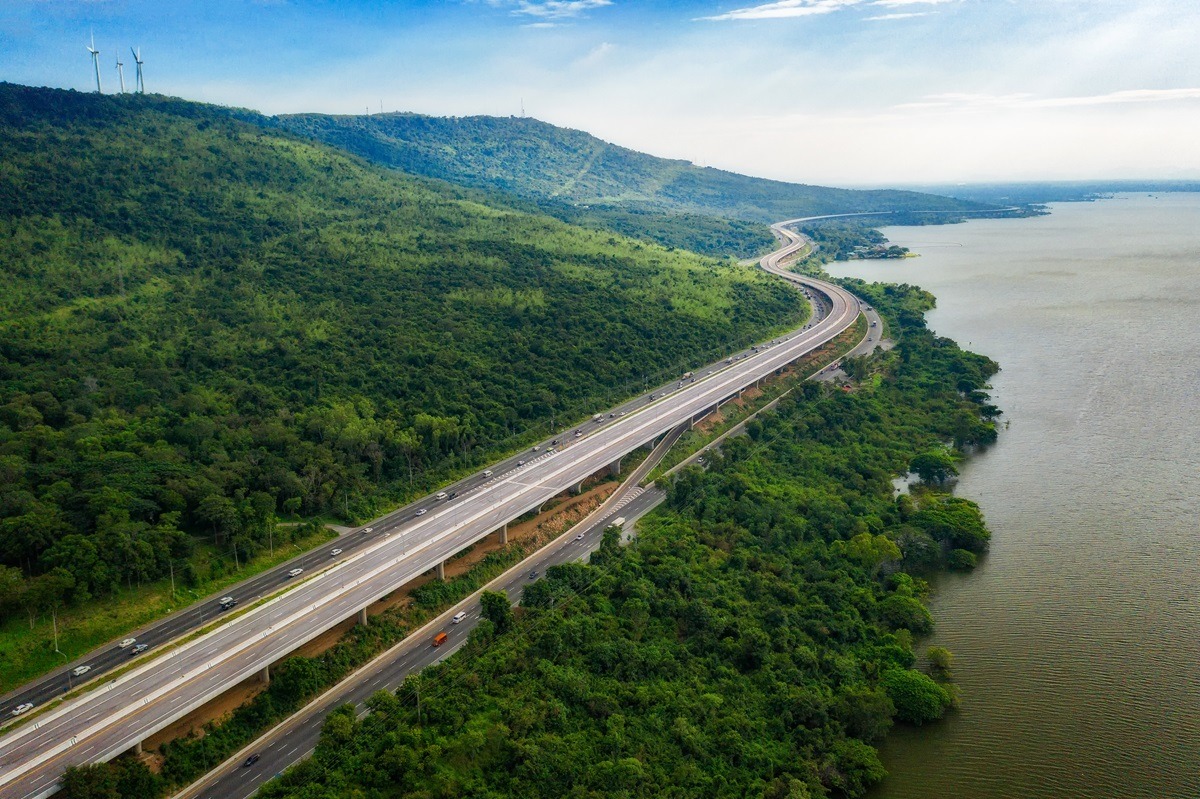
top-left (881, 668), bottom-right (953, 724)
top-left (480, 590), bottom-right (514, 634)
top-left (909, 449), bottom-right (957, 485)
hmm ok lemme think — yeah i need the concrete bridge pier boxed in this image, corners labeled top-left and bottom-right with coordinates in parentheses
top-left (358, 607), bottom-right (369, 626)
top-left (570, 481), bottom-right (584, 495)
top-left (436, 561), bottom-right (446, 581)
top-left (259, 665), bottom-right (271, 685)
top-left (498, 522), bottom-right (508, 545)
top-left (608, 457), bottom-right (622, 477)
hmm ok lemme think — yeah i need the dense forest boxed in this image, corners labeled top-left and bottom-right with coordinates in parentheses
top-left (0, 83), bottom-right (807, 621)
top-left (272, 113), bottom-right (997, 254)
top-left (186, 283), bottom-right (996, 799)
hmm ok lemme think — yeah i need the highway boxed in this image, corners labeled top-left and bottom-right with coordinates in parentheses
top-left (178, 221), bottom-right (889, 799)
top-left (0, 220), bottom-right (863, 799)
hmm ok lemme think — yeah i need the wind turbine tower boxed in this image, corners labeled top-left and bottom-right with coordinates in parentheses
top-left (131, 47), bottom-right (145, 94)
top-left (115, 52), bottom-right (126, 94)
top-left (86, 34), bottom-right (102, 93)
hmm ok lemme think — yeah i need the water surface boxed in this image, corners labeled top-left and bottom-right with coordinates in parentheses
top-left (828, 194), bottom-right (1200, 799)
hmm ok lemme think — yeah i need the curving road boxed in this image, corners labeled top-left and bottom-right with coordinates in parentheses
top-left (0, 222), bottom-right (863, 799)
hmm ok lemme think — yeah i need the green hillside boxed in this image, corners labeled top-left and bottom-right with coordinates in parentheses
top-left (0, 84), bottom-right (805, 611)
top-left (273, 112), bottom-right (992, 242)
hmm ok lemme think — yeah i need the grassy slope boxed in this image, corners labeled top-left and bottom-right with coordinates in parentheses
top-left (0, 84), bottom-right (806, 655)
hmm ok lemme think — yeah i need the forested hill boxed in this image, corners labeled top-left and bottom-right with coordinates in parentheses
top-left (0, 83), bottom-right (804, 606)
top-left (274, 112), bottom-right (991, 225)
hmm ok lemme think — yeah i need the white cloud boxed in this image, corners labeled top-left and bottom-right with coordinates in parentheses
top-left (866, 12), bottom-right (932, 20)
top-left (700, 0), bottom-right (859, 21)
top-left (700, 0), bottom-right (952, 21)
top-left (511, 0), bottom-right (612, 19)
top-left (574, 42), bottom-right (615, 68)
top-left (895, 88), bottom-right (1200, 112)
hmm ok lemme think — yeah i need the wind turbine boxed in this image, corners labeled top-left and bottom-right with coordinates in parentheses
top-left (115, 52), bottom-right (126, 94)
top-left (130, 47), bottom-right (145, 94)
top-left (86, 33), bottom-right (102, 93)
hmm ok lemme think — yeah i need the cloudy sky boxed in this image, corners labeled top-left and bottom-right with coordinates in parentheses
top-left (2, 0), bottom-right (1198, 185)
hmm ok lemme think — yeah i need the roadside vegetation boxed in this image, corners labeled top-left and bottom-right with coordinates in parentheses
top-left (148, 282), bottom-right (998, 799)
top-left (0, 84), bottom-right (807, 670)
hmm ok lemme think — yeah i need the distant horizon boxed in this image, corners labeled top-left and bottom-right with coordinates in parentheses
top-left (2, 1), bottom-right (1197, 185)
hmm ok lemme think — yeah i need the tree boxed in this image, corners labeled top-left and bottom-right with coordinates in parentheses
top-left (909, 449), bottom-right (957, 485)
top-left (926, 646), bottom-right (955, 682)
top-left (480, 590), bottom-right (514, 634)
top-left (881, 668), bottom-right (953, 724)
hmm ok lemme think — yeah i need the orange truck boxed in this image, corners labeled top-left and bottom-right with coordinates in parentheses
top-left (432, 632), bottom-right (448, 647)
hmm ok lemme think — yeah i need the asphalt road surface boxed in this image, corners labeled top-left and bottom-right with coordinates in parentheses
top-left (0, 222), bottom-right (862, 799)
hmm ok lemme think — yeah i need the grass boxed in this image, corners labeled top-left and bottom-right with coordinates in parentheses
top-left (0, 526), bottom-right (339, 695)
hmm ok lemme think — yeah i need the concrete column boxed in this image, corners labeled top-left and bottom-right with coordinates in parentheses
top-left (608, 457), bottom-right (622, 477)
top-left (500, 522), bottom-right (508, 545)
top-left (259, 665), bottom-right (270, 685)
top-left (570, 481), bottom-right (584, 495)
top-left (688, 416), bottom-right (695, 430)
top-left (436, 561), bottom-right (446, 581)
top-left (358, 607), bottom-right (369, 626)
top-left (132, 740), bottom-right (143, 755)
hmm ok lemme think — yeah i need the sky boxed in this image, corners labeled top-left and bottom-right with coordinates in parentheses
top-left (2, 0), bottom-right (1199, 186)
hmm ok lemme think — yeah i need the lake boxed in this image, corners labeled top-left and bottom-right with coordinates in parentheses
top-left (828, 193), bottom-right (1200, 799)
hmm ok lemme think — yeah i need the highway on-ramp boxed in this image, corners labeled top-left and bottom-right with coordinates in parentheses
top-left (0, 221), bottom-right (862, 799)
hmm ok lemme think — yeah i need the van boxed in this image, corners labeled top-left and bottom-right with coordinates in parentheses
top-left (452, 611), bottom-right (467, 624)
top-left (432, 632), bottom-right (448, 647)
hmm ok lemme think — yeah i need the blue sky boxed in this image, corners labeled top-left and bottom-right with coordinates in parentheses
top-left (2, 0), bottom-right (1199, 184)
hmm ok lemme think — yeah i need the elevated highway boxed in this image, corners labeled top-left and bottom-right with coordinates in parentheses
top-left (0, 222), bottom-right (863, 799)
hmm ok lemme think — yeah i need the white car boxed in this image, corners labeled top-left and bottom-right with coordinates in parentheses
top-left (287, 568), bottom-right (304, 578)
top-left (575, 533), bottom-right (585, 541)
top-left (118, 638), bottom-right (136, 648)
top-left (415, 508), bottom-right (427, 516)
top-left (362, 527), bottom-right (373, 534)
top-left (435, 492), bottom-right (448, 500)
top-left (10, 702), bottom-right (33, 717)
top-left (330, 548), bottom-right (342, 557)
top-left (71, 665), bottom-right (91, 677)
top-left (483, 470), bottom-right (493, 477)
top-left (452, 611), bottom-right (467, 624)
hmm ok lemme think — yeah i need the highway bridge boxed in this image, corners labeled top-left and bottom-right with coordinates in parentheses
top-left (0, 219), bottom-right (864, 799)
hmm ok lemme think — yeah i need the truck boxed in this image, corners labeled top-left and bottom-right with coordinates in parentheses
top-left (432, 632), bottom-right (448, 647)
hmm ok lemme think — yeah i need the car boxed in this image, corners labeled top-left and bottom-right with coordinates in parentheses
top-left (649, 393), bottom-right (656, 400)
top-left (532, 445), bottom-right (540, 451)
top-left (71, 665), bottom-right (91, 677)
top-left (619, 411), bottom-right (626, 416)
top-left (243, 753), bottom-right (260, 768)
top-left (435, 492), bottom-right (448, 500)
top-left (452, 611), bottom-right (467, 624)
top-left (362, 527), bottom-right (373, 534)
top-left (287, 568), bottom-right (304, 578)
top-left (528, 570), bottom-right (539, 580)
top-left (119, 638), bottom-right (136, 648)
top-left (483, 470), bottom-right (493, 477)
top-left (330, 548), bottom-right (342, 557)
top-left (219, 596), bottom-right (238, 610)
top-left (575, 533), bottom-right (585, 541)
top-left (551, 439), bottom-right (559, 445)
top-left (448, 491), bottom-right (457, 499)
top-left (608, 413), bottom-right (614, 418)
top-left (415, 508), bottom-right (427, 516)
top-left (10, 702), bottom-right (34, 717)
top-left (517, 460), bottom-right (525, 467)
top-left (130, 644), bottom-right (149, 655)
top-left (574, 431), bottom-right (582, 438)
